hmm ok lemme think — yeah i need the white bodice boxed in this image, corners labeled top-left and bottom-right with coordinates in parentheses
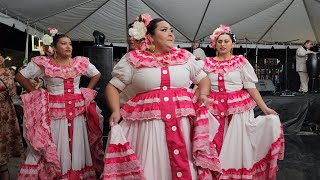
top-left (110, 49), bottom-right (206, 94)
top-left (201, 55), bottom-right (258, 92)
top-left (20, 56), bottom-right (99, 95)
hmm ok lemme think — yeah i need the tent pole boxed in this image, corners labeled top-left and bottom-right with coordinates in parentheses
top-left (197, 0), bottom-right (287, 42)
top-left (125, 0), bottom-right (129, 51)
top-left (141, 0), bottom-right (192, 42)
top-left (30, 0), bottom-right (96, 25)
top-left (257, 0), bottom-right (294, 43)
top-left (302, 0), bottom-right (319, 42)
top-left (25, 22), bottom-right (29, 62)
top-left (65, 0), bottom-right (112, 34)
top-left (193, 0), bottom-right (211, 41)
top-left (255, 45), bottom-right (258, 73)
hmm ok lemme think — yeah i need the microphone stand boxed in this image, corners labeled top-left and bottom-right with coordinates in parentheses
top-left (245, 37), bottom-right (249, 58)
top-left (280, 39), bottom-right (300, 96)
top-left (244, 37), bottom-right (259, 73)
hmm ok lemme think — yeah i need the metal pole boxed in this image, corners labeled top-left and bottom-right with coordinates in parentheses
top-left (125, 0), bottom-right (129, 51)
top-left (246, 43), bottom-right (248, 58)
top-left (255, 45), bottom-right (258, 73)
top-left (24, 22), bottom-right (29, 62)
top-left (285, 45), bottom-right (288, 91)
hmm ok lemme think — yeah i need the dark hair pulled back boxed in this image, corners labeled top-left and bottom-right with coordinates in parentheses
top-left (52, 34), bottom-right (70, 46)
top-left (146, 18), bottom-right (165, 35)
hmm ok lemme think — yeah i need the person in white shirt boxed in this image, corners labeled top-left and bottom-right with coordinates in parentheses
top-left (296, 40), bottom-right (314, 93)
top-left (192, 41), bottom-right (206, 60)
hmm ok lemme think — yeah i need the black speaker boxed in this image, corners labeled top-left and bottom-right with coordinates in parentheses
top-left (256, 79), bottom-right (276, 95)
top-left (82, 46), bottom-right (113, 94)
top-left (83, 46), bottom-right (113, 128)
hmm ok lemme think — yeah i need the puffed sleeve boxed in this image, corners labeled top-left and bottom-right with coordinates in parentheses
top-left (240, 58), bottom-right (258, 89)
top-left (84, 62), bottom-right (100, 77)
top-left (20, 60), bottom-right (43, 79)
top-left (109, 57), bottom-right (135, 91)
top-left (188, 56), bottom-right (207, 84)
top-left (193, 48), bottom-right (207, 60)
top-left (196, 59), bottom-right (205, 69)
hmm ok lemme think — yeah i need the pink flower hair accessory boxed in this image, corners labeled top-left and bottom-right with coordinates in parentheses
top-left (129, 13), bottom-right (153, 51)
top-left (136, 13), bottom-right (152, 26)
top-left (209, 25), bottom-right (236, 49)
top-left (48, 28), bottom-right (58, 36)
top-left (39, 27), bottom-right (58, 56)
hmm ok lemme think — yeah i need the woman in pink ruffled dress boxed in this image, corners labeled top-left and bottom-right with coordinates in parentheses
top-left (15, 33), bottom-right (104, 179)
top-left (200, 25), bottom-right (285, 180)
top-left (102, 17), bottom-right (222, 180)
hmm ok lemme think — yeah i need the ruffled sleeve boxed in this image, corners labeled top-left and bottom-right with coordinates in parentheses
top-left (196, 59), bottom-right (205, 69)
top-left (193, 48), bottom-right (207, 60)
top-left (109, 58), bottom-right (135, 91)
top-left (240, 57), bottom-right (258, 89)
top-left (20, 59), bottom-right (43, 79)
top-left (84, 62), bottom-right (100, 78)
top-left (188, 56), bottom-right (207, 84)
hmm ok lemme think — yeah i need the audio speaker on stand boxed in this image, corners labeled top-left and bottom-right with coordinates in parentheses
top-left (83, 46), bottom-right (113, 124)
top-left (255, 79), bottom-right (276, 95)
top-left (82, 46), bottom-right (113, 94)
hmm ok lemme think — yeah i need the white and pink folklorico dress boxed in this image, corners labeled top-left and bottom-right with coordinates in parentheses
top-left (200, 55), bottom-right (285, 180)
top-left (18, 56), bottom-right (104, 180)
top-left (101, 48), bottom-right (222, 180)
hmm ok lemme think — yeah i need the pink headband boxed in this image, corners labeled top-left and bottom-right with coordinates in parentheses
top-left (209, 25), bottom-right (233, 49)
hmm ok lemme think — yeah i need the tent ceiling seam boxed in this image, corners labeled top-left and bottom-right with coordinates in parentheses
top-left (193, 0), bottom-right (211, 42)
top-left (257, 0), bottom-right (295, 43)
top-left (302, 0), bottom-right (319, 42)
top-left (125, 0), bottom-right (129, 45)
top-left (65, 0), bottom-right (112, 34)
top-left (30, 0), bottom-right (96, 25)
top-left (197, 0), bottom-right (287, 41)
top-left (140, 0), bottom-right (192, 42)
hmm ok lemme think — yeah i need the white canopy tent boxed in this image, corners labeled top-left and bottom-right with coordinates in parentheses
top-left (0, 0), bottom-right (319, 49)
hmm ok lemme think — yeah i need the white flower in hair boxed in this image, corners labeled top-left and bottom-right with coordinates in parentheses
top-left (42, 34), bottom-right (53, 45)
top-left (129, 21), bottom-right (147, 41)
top-left (39, 27), bottom-right (58, 55)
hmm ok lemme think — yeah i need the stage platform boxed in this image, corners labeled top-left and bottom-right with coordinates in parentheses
top-left (255, 94), bottom-right (320, 134)
top-left (276, 134), bottom-right (320, 180)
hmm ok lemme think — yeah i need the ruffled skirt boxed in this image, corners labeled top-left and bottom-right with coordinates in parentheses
top-left (107, 118), bottom-right (198, 180)
top-left (213, 110), bottom-right (284, 180)
top-left (20, 115), bottom-right (98, 180)
top-left (18, 89), bottom-right (104, 180)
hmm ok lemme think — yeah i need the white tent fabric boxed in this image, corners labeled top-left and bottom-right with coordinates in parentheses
top-left (0, 12), bottom-right (42, 37)
top-left (1, 0), bottom-right (319, 47)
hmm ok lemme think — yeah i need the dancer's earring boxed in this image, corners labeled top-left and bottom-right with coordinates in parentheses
top-left (53, 51), bottom-right (57, 59)
top-left (149, 43), bottom-right (156, 53)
